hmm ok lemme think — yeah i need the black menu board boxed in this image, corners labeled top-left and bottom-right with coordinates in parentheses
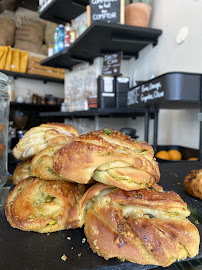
top-left (102, 52), bottom-right (122, 75)
top-left (90, 0), bottom-right (121, 24)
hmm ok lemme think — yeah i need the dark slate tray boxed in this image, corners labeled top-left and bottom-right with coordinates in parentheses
top-left (0, 162), bottom-right (201, 270)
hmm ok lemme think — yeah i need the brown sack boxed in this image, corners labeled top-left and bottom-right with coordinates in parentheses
top-left (0, 16), bottom-right (16, 46)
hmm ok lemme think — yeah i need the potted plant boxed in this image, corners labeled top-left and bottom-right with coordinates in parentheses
top-left (125, 0), bottom-right (152, 27)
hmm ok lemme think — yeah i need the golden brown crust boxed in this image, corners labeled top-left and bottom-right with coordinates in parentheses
top-left (30, 145), bottom-right (68, 181)
top-left (13, 123), bottom-right (79, 160)
top-left (5, 178), bottom-right (82, 233)
top-left (65, 183), bottom-right (199, 267)
top-left (53, 129), bottom-right (160, 190)
top-left (184, 169), bottom-right (202, 199)
top-left (13, 159), bottom-right (32, 185)
top-left (66, 183), bottom-right (110, 229)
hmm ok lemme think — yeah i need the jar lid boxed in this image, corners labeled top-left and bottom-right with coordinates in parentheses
top-left (0, 72), bottom-right (8, 85)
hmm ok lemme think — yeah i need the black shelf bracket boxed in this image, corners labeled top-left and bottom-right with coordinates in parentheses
top-left (152, 38), bottom-right (159, 47)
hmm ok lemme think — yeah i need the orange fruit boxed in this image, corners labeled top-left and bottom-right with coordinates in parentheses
top-left (168, 149), bottom-right (182, 161)
top-left (155, 150), bottom-right (170, 160)
top-left (187, 157), bottom-right (198, 161)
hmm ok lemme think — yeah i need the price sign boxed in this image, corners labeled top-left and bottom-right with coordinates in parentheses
top-left (102, 52), bottom-right (122, 76)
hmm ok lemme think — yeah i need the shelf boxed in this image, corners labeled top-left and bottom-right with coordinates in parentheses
top-left (127, 72), bottom-right (201, 109)
top-left (41, 22), bottom-right (162, 69)
top-left (0, 70), bottom-right (64, 84)
top-left (39, 0), bottom-right (89, 24)
top-left (39, 107), bottom-right (154, 118)
top-left (10, 102), bottom-right (61, 111)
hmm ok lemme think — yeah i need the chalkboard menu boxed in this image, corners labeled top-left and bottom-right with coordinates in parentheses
top-left (89, 0), bottom-right (123, 24)
top-left (102, 52), bottom-right (122, 75)
top-left (127, 72), bottom-right (201, 108)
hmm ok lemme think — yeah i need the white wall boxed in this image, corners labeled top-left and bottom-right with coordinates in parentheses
top-left (100, 0), bottom-right (201, 149)
top-left (11, 77), bottom-right (64, 100)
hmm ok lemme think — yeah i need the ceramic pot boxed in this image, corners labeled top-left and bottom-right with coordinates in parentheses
top-left (125, 3), bottom-right (151, 27)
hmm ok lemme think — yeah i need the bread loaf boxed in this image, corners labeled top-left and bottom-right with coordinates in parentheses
top-left (13, 159), bottom-right (32, 185)
top-left (5, 178), bottom-right (82, 233)
top-left (53, 129), bottom-right (160, 190)
top-left (30, 145), bottom-right (67, 181)
top-left (66, 183), bottom-right (200, 267)
top-left (184, 169), bottom-right (202, 199)
top-left (13, 123), bottom-right (79, 160)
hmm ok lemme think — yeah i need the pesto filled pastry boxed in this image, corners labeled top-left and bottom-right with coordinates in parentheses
top-left (66, 183), bottom-right (200, 268)
top-left (184, 169), bottom-right (202, 200)
top-left (30, 145), bottom-right (67, 181)
top-left (13, 123), bottom-right (79, 160)
top-left (5, 178), bottom-right (82, 233)
top-left (53, 128), bottom-right (160, 191)
top-left (13, 158), bottom-right (32, 185)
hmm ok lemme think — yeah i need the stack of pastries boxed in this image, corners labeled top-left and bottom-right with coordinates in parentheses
top-left (5, 123), bottom-right (200, 267)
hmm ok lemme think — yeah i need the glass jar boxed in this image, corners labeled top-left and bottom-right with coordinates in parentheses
top-left (0, 72), bottom-right (9, 187)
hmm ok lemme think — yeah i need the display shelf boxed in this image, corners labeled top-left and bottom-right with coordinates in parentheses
top-left (127, 72), bottom-right (201, 109)
top-left (127, 72), bottom-right (202, 159)
top-left (39, 107), bottom-right (153, 118)
top-left (0, 70), bottom-right (64, 84)
top-left (10, 102), bottom-right (61, 111)
top-left (39, 0), bottom-right (88, 24)
top-left (41, 22), bottom-right (162, 69)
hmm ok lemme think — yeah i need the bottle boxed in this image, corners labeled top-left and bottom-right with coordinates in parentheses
top-left (58, 24), bottom-right (65, 52)
top-left (48, 42), bottom-right (54, 57)
top-left (65, 23), bottom-right (70, 47)
top-left (54, 27), bottom-right (59, 54)
top-left (70, 20), bottom-right (76, 44)
top-left (7, 78), bottom-right (15, 102)
top-left (0, 72), bottom-right (9, 187)
top-left (61, 102), bottom-right (67, 112)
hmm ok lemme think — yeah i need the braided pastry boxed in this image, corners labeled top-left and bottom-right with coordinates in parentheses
top-left (30, 145), bottom-right (67, 181)
top-left (5, 177), bottom-right (82, 233)
top-left (66, 183), bottom-right (200, 267)
top-left (184, 169), bottom-right (202, 199)
top-left (13, 159), bottom-right (32, 185)
top-left (13, 123), bottom-right (79, 160)
top-left (53, 129), bottom-right (160, 190)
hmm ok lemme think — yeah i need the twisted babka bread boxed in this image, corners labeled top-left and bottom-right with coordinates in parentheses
top-left (30, 145), bottom-right (67, 181)
top-left (13, 159), bottom-right (32, 185)
top-left (5, 177), bottom-right (82, 233)
top-left (184, 169), bottom-right (202, 199)
top-left (53, 129), bottom-right (160, 190)
top-left (65, 183), bottom-right (199, 267)
top-left (13, 123), bottom-right (79, 160)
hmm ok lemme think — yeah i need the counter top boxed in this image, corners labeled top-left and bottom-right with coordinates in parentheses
top-left (0, 162), bottom-right (201, 270)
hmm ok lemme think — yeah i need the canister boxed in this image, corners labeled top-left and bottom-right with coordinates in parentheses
top-left (0, 72), bottom-right (9, 187)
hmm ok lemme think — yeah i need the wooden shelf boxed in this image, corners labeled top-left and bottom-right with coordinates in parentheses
top-left (0, 70), bottom-right (64, 84)
top-left (41, 22), bottom-right (162, 69)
